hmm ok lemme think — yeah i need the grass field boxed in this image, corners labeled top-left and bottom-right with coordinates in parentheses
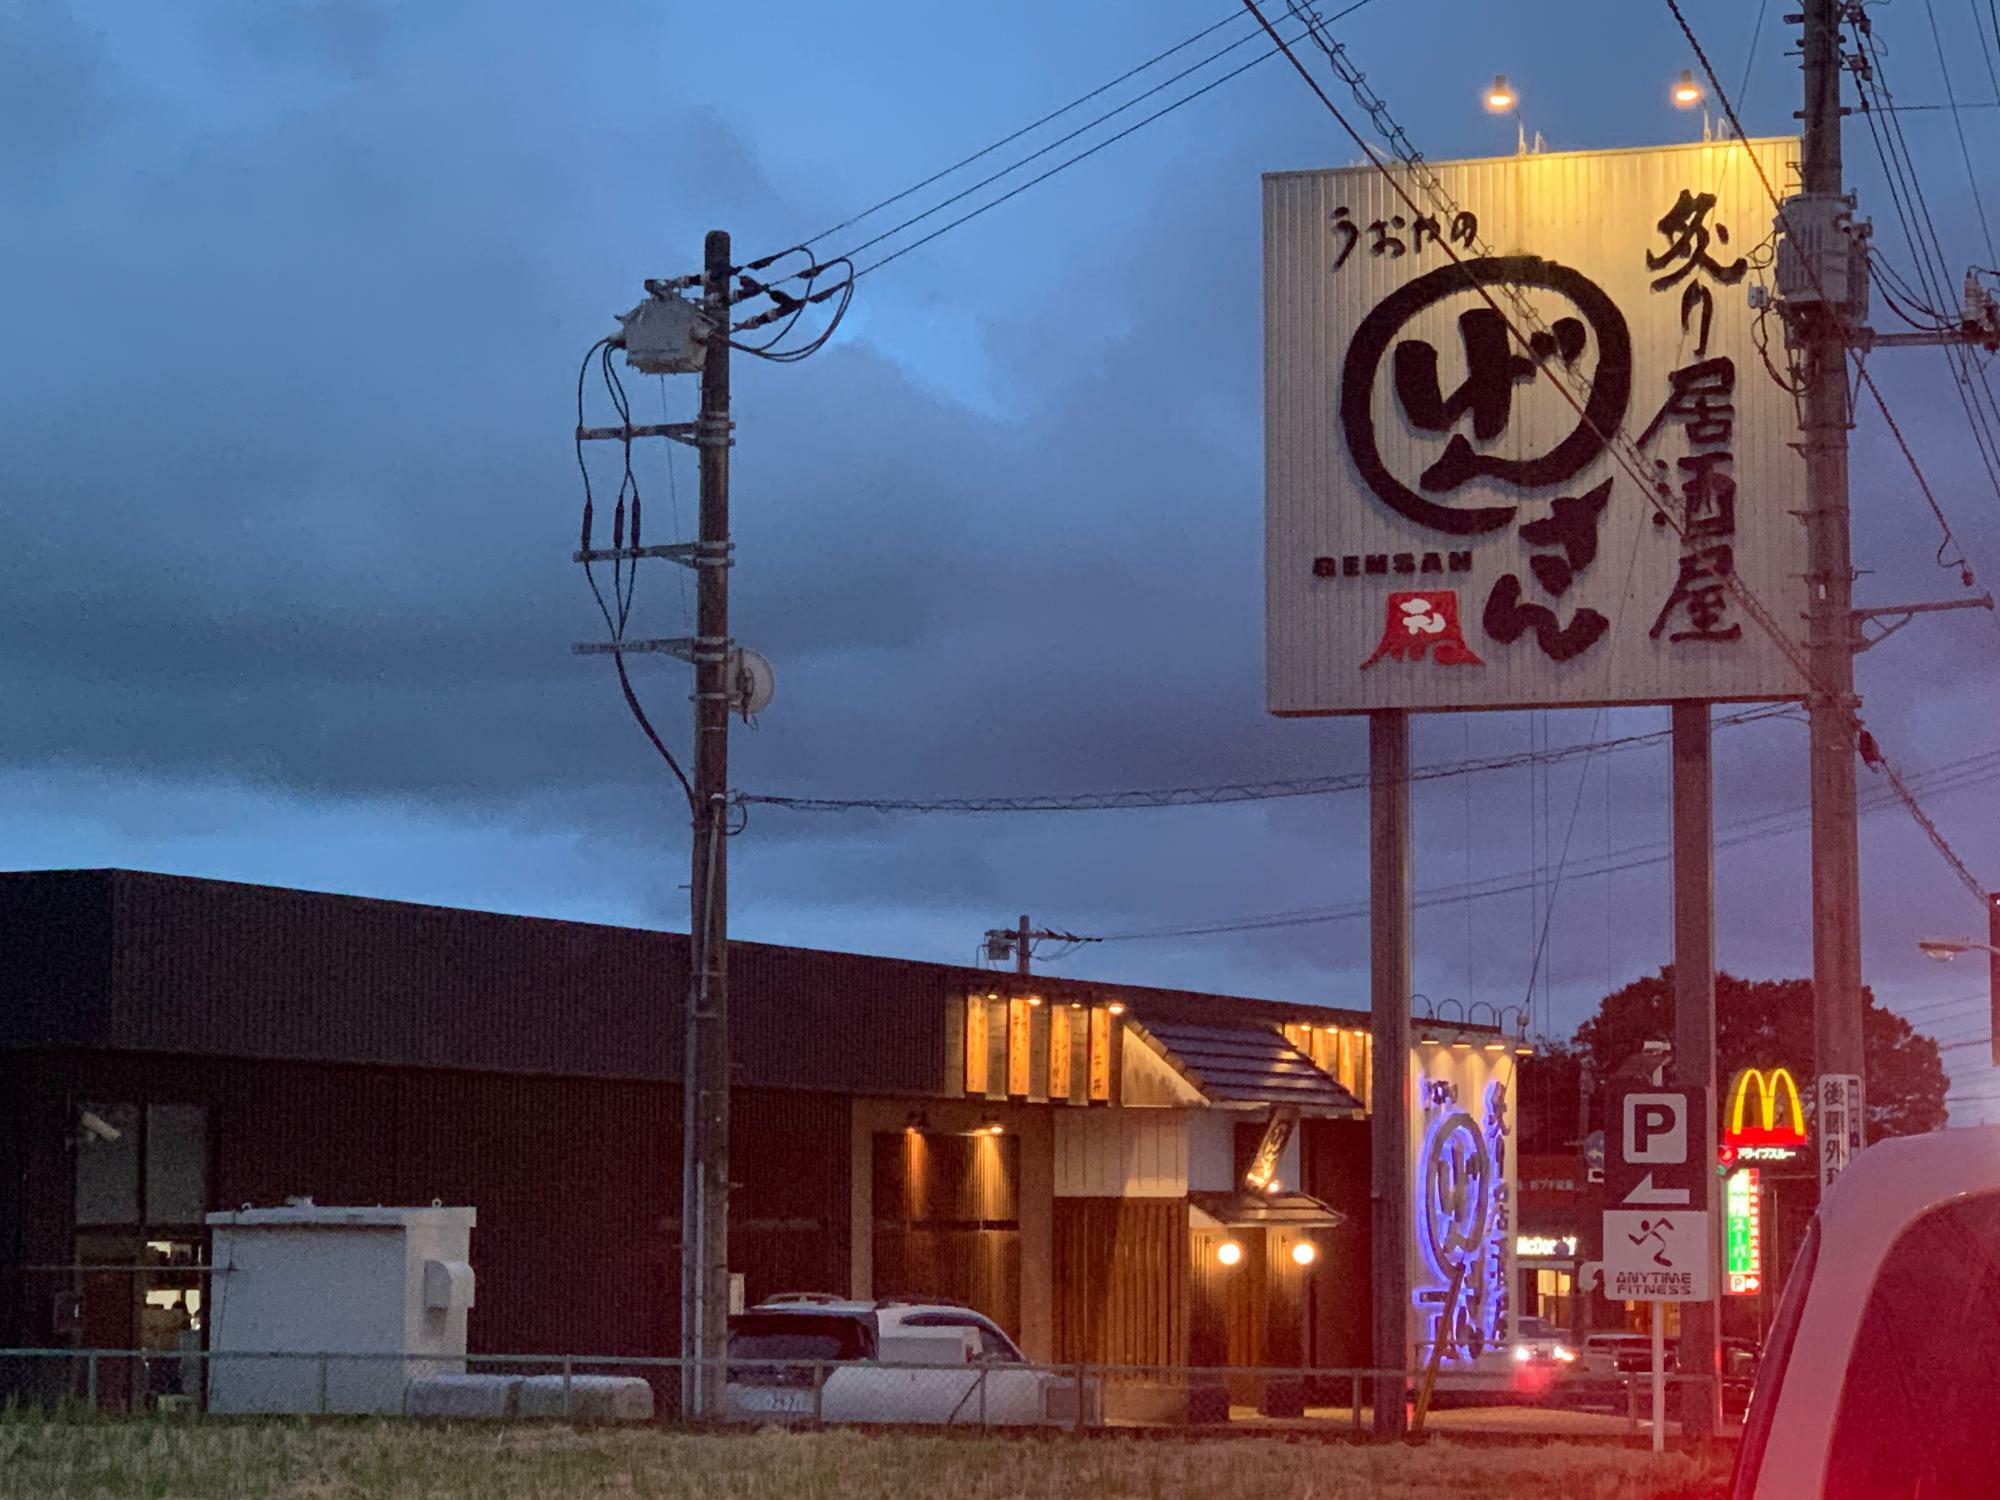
top-left (0, 1414), bottom-right (1731, 1500)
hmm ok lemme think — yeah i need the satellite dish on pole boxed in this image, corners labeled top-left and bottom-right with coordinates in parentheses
top-left (728, 648), bottom-right (775, 721)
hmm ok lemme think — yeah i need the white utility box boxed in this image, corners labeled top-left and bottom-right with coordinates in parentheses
top-left (204, 1202), bottom-right (475, 1414)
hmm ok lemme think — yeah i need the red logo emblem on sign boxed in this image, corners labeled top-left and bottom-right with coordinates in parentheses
top-left (1361, 591), bottom-right (1485, 669)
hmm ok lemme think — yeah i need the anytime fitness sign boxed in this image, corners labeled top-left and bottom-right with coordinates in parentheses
top-left (1263, 140), bottom-right (1806, 715)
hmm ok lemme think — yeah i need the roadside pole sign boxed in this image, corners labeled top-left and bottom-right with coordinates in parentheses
top-left (1817, 1073), bottom-right (1864, 1191)
top-left (1603, 1084), bottom-right (1712, 1301)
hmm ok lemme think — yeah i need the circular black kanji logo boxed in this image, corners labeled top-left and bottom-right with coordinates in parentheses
top-left (1339, 256), bottom-right (1633, 537)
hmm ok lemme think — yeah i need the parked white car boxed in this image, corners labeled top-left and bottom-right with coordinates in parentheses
top-left (722, 1296), bottom-right (1096, 1427)
top-left (1731, 1124), bottom-right (2000, 1499)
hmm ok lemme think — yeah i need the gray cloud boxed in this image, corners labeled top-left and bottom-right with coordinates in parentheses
top-left (3, 0), bottom-right (1998, 1096)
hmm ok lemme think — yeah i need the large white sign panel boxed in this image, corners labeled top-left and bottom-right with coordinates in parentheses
top-left (1265, 140), bottom-right (1807, 715)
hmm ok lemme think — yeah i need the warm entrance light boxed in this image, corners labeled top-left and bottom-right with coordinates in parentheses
top-left (1484, 74), bottom-right (1516, 112)
top-left (1291, 1241), bottom-right (1317, 1268)
top-left (1672, 69), bottom-right (1704, 107)
top-left (1216, 1239), bottom-right (1244, 1267)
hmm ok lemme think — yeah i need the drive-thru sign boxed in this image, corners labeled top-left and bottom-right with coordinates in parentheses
top-left (1604, 1085), bottom-right (1712, 1301)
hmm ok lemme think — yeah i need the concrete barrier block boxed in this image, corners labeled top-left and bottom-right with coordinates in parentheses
top-left (517, 1375), bottom-right (655, 1422)
top-left (406, 1374), bottom-right (520, 1419)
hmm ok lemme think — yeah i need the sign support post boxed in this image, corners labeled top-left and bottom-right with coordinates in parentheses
top-left (1369, 709), bottom-right (1412, 1439)
top-left (1670, 700), bottom-right (1720, 1439)
top-left (1651, 1300), bottom-right (1666, 1454)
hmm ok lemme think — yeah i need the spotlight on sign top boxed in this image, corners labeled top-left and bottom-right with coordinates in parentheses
top-left (1216, 1240), bottom-right (1244, 1267)
top-left (1291, 1241), bottom-right (1317, 1268)
top-left (1484, 74), bottom-right (1516, 112)
top-left (1672, 69), bottom-right (1704, 107)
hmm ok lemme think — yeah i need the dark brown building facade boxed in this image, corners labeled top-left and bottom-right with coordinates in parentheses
top-left (1, 869), bottom-right (1404, 1404)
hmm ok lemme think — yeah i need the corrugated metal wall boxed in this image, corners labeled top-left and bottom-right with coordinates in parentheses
top-left (0, 871), bottom-right (948, 1097)
top-left (0, 872), bottom-right (113, 1049)
top-left (8, 1051), bottom-right (849, 1357)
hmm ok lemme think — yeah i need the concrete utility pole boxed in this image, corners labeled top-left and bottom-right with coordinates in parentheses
top-left (981, 917), bottom-right (1099, 974)
top-left (1797, 0), bottom-right (1867, 1200)
top-left (685, 227), bottom-right (734, 1416)
top-left (1789, 2), bottom-right (1998, 1199)
top-left (1368, 709), bottom-right (1412, 1439)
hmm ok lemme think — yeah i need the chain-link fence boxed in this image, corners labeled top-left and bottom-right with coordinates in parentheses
top-left (0, 1346), bottom-right (1745, 1442)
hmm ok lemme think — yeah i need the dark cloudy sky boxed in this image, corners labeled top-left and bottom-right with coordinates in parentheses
top-left (6, 0), bottom-right (1999, 1116)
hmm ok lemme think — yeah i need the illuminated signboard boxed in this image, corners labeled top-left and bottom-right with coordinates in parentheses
top-left (964, 996), bottom-right (990, 1095)
top-left (1048, 1004), bottom-right (1074, 1101)
top-left (1006, 999), bottom-right (1033, 1097)
top-left (1725, 1166), bottom-right (1761, 1294)
top-left (1516, 1234), bottom-right (1576, 1259)
top-left (1087, 1007), bottom-right (1113, 1102)
top-left (1412, 1069), bottom-right (1512, 1365)
top-left (1724, 1066), bottom-right (1807, 1160)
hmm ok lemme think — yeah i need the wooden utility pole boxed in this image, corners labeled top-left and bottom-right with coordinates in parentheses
top-left (1368, 709), bottom-right (1411, 1438)
top-left (684, 227), bottom-right (734, 1417)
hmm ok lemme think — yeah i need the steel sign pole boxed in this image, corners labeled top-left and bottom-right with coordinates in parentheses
top-left (1369, 709), bottom-right (1412, 1439)
top-left (1989, 894), bottom-right (2000, 1066)
top-left (1670, 700), bottom-right (1719, 1440)
top-left (1799, 0), bottom-right (1867, 1196)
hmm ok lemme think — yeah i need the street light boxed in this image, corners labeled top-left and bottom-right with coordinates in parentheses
top-left (1917, 936), bottom-right (2000, 962)
top-left (1482, 74), bottom-right (1537, 155)
top-left (1671, 68), bottom-right (1713, 141)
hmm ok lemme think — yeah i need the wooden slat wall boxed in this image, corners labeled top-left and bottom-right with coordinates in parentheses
top-left (869, 1131), bottom-right (1023, 1338)
top-left (1050, 1198), bottom-right (1188, 1367)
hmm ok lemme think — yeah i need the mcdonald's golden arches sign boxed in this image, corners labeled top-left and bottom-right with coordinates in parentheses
top-left (1724, 1066), bottom-right (1808, 1150)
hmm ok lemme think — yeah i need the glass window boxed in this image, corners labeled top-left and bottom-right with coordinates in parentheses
top-left (75, 1104), bottom-right (141, 1225)
top-left (977, 1325), bottom-right (1022, 1363)
top-left (727, 1313), bottom-right (874, 1363)
top-left (145, 1106), bottom-right (208, 1226)
top-left (1822, 1193), bottom-right (2000, 1499)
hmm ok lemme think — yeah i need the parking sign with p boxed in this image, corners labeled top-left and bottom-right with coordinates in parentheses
top-left (1604, 1083), bottom-right (1712, 1301)
top-left (1624, 1094), bottom-right (1688, 1164)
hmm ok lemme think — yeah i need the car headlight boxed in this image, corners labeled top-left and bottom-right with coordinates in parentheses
top-left (1552, 1345), bottom-right (1577, 1363)
top-left (1512, 1345), bottom-right (1532, 1363)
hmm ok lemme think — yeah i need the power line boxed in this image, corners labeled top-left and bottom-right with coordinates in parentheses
top-left (1923, 0), bottom-right (1999, 263)
top-left (1853, 14), bottom-right (2000, 554)
top-left (1665, 0), bottom-right (1993, 902)
top-left (789, 0), bottom-right (1383, 281)
top-left (741, 706), bottom-right (1793, 814)
top-left (849, 30), bottom-right (1311, 283)
top-left (804, 8), bottom-right (1255, 249)
top-left (1089, 746), bottom-right (2000, 941)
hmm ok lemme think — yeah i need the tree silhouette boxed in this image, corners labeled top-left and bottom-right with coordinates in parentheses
top-left (1517, 968), bottom-right (1948, 1150)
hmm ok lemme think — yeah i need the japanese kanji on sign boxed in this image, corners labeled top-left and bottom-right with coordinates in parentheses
top-left (1264, 140), bottom-right (1808, 714)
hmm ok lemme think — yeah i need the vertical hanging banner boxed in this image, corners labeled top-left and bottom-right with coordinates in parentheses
top-left (1265, 141), bottom-right (1807, 713)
